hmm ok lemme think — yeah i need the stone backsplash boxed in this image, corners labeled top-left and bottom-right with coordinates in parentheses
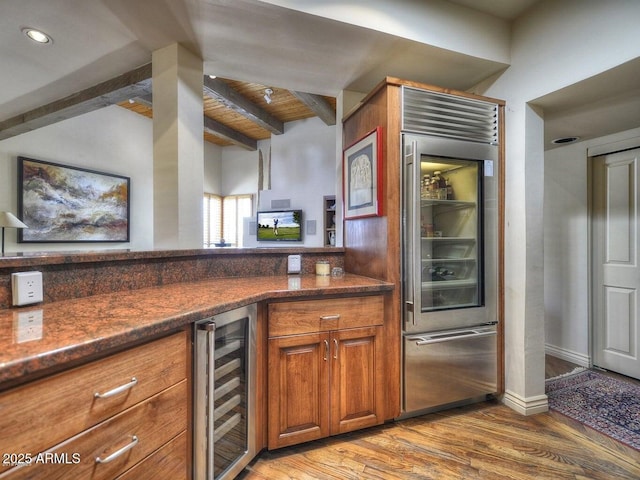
top-left (0, 247), bottom-right (345, 309)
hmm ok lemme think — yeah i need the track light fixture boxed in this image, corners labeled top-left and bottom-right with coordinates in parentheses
top-left (264, 88), bottom-right (273, 104)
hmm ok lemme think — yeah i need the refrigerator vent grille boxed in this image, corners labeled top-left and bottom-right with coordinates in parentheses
top-left (402, 87), bottom-right (499, 144)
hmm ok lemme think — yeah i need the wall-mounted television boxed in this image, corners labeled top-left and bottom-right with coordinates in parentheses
top-left (256, 209), bottom-right (303, 242)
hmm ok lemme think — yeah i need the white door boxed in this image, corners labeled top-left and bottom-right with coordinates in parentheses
top-left (592, 148), bottom-right (640, 380)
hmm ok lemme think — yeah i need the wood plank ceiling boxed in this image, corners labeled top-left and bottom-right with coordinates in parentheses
top-left (0, 64), bottom-right (336, 151)
top-left (118, 76), bottom-right (337, 150)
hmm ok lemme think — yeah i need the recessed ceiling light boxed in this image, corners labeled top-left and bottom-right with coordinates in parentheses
top-left (21, 27), bottom-right (53, 45)
top-left (551, 136), bottom-right (580, 145)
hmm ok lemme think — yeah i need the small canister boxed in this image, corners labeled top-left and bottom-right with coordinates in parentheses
top-left (315, 260), bottom-right (330, 276)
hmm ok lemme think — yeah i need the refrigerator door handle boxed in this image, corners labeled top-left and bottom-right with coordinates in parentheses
top-left (409, 328), bottom-right (496, 346)
top-left (404, 140), bottom-right (420, 326)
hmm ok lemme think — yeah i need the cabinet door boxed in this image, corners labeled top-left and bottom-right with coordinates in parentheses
top-left (268, 332), bottom-right (330, 449)
top-left (330, 326), bottom-right (384, 434)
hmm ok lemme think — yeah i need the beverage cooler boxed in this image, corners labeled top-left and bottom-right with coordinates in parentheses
top-left (193, 305), bottom-right (257, 479)
top-left (401, 87), bottom-right (500, 416)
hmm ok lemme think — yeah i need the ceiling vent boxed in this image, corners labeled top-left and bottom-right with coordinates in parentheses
top-left (402, 86), bottom-right (499, 145)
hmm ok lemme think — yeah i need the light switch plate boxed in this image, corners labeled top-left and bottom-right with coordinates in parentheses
top-left (12, 271), bottom-right (44, 306)
top-left (287, 254), bottom-right (301, 274)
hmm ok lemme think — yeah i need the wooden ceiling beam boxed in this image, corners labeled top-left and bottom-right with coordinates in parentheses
top-left (203, 77), bottom-right (284, 135)
top-left (0, 65), bottom-right (332, 147)
top-left (290, 91), bottom-right (336, 126)
top-left (204, 115), bottom-right (257, 151)
top-left (131, 94), bottom-right (153, 108)
top-left (0, 63), bottom-right (152, 141)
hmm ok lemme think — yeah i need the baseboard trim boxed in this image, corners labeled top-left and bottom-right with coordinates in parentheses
top-left (502, 390), bottom-right (548, 416)
top-left (545, 344), bottom-right (590, 367)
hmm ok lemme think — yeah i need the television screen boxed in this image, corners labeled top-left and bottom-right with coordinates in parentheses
top-left (256, 209), bottom-right (302, 241)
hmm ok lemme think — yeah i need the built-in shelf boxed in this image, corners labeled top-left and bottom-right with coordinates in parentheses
top-left (323, 195), bottom-right (336, 247)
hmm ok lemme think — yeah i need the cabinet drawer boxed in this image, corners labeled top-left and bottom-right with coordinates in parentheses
top-left (3, 380), bottom-right (187, 480)
top-left (115, 430), bottom-right (187, 480)
top-left (269, 295), bottom-right (383, 337)
top-left (0, 330), bottom-right (187, 474)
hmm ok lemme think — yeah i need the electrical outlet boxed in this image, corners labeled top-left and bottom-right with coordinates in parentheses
top-left (287, 254), bottom-right (301, 274)
top-left (12, 271), bottom-right (44, 306)
top-left (15, 309), bottom-right (43, 343)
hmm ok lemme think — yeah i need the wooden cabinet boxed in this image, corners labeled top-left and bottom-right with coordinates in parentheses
top-left (0, 330), bottom-right (189, 479)
top-left (267, 295), bottom-right (384, 449)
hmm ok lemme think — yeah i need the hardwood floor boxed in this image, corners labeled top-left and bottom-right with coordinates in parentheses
top-left (545, 354), bottom-right (584, 379)
top-left (240, 356), bottom-right (640, 480)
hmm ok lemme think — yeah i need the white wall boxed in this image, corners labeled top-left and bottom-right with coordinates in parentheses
top-left (203, 142), bottom-right (223, 194)
top-left (243, 117), bottom-right (337, 248)
top-left (544, 127), bottom-right (640, 367)
top-left (0, 105), bottom-right (336, 253)
top-left (0, 105), bottom-right (155, 252)
top-left (478, 0), bottom-right (640, 414)
top-left (220, 143), bottom-right (261, 196)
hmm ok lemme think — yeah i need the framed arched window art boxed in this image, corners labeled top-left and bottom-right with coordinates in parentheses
top-left (343, 126), bottom-right (383, 219)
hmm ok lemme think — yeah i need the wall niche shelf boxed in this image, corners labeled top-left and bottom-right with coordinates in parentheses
top-left (323, 195), bottom-right (336, 247)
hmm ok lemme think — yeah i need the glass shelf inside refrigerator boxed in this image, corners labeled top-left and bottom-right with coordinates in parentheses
top-left (421, 278), bottom-right (477, 289)
top-left (421, 287), bottom-right (479, 310)
top-left (420, 199), bottom-right (476, 208)
top-left (422, 257), bottom-right (477, 289)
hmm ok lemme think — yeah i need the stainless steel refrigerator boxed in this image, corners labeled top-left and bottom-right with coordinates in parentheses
top-left (401, 87), bottom-right (500, 416)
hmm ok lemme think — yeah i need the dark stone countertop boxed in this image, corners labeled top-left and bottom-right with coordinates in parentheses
top-left (0, 274), bottom-right (392, 389)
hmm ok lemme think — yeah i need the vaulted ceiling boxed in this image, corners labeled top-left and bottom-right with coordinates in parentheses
top-left (0, 0), bottom-right (525, 150)
top-left (117, 73), bottom-right (337, 150)
top-left (0, 60), bottom-right (337, 151)
top-left (1, 0), bottom-right (639, 150)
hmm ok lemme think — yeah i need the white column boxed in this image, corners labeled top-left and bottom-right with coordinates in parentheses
top-left (501, 102), bottom-right (548, 415)
top-left (152, 43), bottom-right (204, 249)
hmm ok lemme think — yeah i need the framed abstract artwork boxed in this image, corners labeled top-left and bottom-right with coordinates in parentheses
top-left (18, 156), bottom-right (130, 243)
top-left (343, 126), bottom-right (383, 219)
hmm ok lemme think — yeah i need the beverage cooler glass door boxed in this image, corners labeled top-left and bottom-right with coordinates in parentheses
top-left (194, 304), bottom-right (257, 480)
top-left (403, 135), bottom-right (498, 333)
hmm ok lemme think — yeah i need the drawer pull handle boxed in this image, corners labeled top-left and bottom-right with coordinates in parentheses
top-left (94, 377), bottom-right (138, 399)
top-left (320, 314), bottom-right (340, 321)
top-left (95, 435), bottom-right (139, 464)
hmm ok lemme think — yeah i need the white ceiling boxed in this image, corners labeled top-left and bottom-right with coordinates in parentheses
top-left (446, 0), bottom-right (539, 19)
top-left (531, 58), bottom-right (640, 148)
top-left (1, 0), bottom-right (638, 149)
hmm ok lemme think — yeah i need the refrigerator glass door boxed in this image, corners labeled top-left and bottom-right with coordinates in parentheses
top-left (418, 156), bottom-right (482, 311)
top-left (403, 134), bottom-right (498, 333)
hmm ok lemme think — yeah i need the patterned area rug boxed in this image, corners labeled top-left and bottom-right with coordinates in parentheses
top-left (545, 369), bottom-right (640, 451)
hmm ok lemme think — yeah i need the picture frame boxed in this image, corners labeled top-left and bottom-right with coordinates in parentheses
top-left (18, 156), bottom-right (130, 243)
top-left (343, 126), bottom-right (383, 219)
